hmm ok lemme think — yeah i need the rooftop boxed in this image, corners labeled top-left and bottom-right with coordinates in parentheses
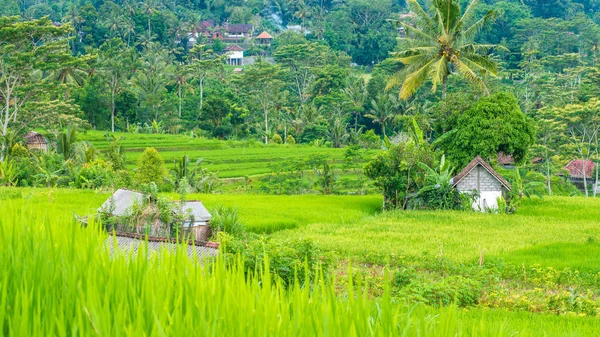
top-left (452, 156), bottom-right (512, 191)
top-left (564, 159), bottom-right (595, 179)
top-left (256, 31), bottom-right (273, 39)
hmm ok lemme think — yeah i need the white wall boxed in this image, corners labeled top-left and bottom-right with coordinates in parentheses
top-left (472, 191), bottom-right (503, 212)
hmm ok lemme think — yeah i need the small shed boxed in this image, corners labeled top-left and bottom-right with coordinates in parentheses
top-left (99, 189), bottom-right (213, 241)
top-left (225, 44), bottom-right (244, 66)
top-left (256, 31), bottom-right (273, 45)
top-left (451, 156), bottom-right (512, 211)
top-left (180, 201), bottom-right (212, 241)
top-left (24, 131), bottom-right (48, 152)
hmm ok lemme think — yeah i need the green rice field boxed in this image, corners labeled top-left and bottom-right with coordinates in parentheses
top-left (2, 189), bottom-right (600, 336)
top-left (80, 131), bottom-right (366, 178)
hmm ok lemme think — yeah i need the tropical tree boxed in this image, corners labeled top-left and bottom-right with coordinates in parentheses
top-left (365, 94), bottom-right (398, 136)
top-left (388, 0), bottom-right (505, 99)
top-left (0, 17), bottom-right (77, 159)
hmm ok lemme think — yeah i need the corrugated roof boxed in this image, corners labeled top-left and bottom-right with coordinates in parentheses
top-left (452, 156), bottom-right (512, 191)
top-left (256, 31), bottom-right (273, 39)
top-left (105, 235), bottom-right (218, 261)
top-left (99, 189), bottom-right (144, 216)
top-left (180, 201), bottom-right (211, 223)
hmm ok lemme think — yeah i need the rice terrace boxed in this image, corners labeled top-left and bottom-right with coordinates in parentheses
top-left (2, 0), bottom-right (600, 335)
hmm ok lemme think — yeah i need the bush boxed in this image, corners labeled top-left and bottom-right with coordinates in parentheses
top-left (75, 159), bottom-right (114, 189)
top-left (209, 206), bottom-right (245, 237)
top-left (134, 147), bottom-right (166, 187)
top-left (271, 134), bottom-right (283, 144)
top-left (286, 135), bottom-right (296, 145)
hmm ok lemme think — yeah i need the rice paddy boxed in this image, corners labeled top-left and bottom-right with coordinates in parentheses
top-left (2, 191), bottom-right (600, 336)
top-left (80, 131), bottom-right (368, 178)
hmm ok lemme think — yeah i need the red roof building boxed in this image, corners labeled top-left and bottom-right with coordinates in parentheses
top-left (564, 159), bottom-right (595, 179)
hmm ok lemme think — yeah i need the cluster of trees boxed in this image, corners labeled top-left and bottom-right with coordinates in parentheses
top-left (0, 125), bottom-right (219, 192)
top-left (2, 0), bottom-right (600, 197)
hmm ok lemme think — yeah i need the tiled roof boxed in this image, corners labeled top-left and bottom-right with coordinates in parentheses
top-left (256, 31), bottom-right (273, 39)
top-left (564, 159), bottom-right (595, 179)
top-left (226, 24), bottom-right (253, 34)
top-left (225, 44), bottom-right (244, 52)
top-left (452, 156), bottom-right (512, 191)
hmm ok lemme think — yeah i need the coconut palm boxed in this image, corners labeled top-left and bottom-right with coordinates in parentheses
top-left (389, 0), bottom-right (506, 100)
top-left (365, 94), bottom-right (399, 136)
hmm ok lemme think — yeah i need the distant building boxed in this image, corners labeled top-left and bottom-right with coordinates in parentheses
top-left (225, 23), bottom-right (253, 39)
top-left (256, 31), bottom-right (274, 45)
top-left (24, 131), bottom-right (48, 152)
top-left (225, 44), bottom-right (245, 66)
top-left (563, 159), bottom-right (597, 193)
top-left (497, 152), bottom-right (542, 169)
top-left (452, 156), bottom-right (512, 211)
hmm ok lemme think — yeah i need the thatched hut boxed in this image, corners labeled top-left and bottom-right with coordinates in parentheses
top-left (24, 132), bottom-right (48, 152)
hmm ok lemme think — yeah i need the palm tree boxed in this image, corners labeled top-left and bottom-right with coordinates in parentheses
top-left (388, 0), bottom-right (505, 100)
top-left (365, 94), bottom-right (398, 136)
top-left (138, 0), bottom-right (163, 37)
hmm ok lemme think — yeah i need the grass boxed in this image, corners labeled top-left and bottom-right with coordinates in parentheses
top-left (2, 198), bottom-right (600, 336)
top-left (79, 130), bottom-right (370, 178)
top-left (271, 196), bottom-right (600, 268)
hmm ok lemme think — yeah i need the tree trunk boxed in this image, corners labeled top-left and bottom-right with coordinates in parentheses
top-left (546, 159), bottom-right (552, 196)
top-left (264, 109), bottom-right (269, 144)
top-left (147, 14), bottom-right (151, 37)
top-left (199, 78), bottom-right (204, 110)
top-left (178, 81), bottom-right (182, 118)
top-left (111, 88), bottom-right (116, 132)
top-left (284, 123), bottom-right (287, 144)
top-left (583, 156), bottom-right (589, 197)
top-left (595, 162), bottom-right (599, 197)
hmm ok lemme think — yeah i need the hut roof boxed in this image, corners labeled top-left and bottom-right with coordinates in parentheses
top-left (564, 159), bottom-right (595, 179)
top-left (225, 44), bottom-right (244, 52)
top-left (98, 189), bottom-right (144, 216)
top-left (256, 31), bottom-right (273, 39)
top-left (452, 156), bottom-right (512, 191)
top-left (180, 201), bottom-right (211, 227)
top-left (24, 131), bottom-right (47, 145)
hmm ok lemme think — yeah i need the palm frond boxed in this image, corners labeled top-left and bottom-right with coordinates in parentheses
top-left (400, 57), bottom-right (439, 99)
top-left (400, 22), bottom-right (435, 41)
top-left (460, 0), bottom-right (481, 26)
top-left (460, 10), bottom-right (497, 42)
top-left (430, 57), bottom-right (448, 92)
top-left (406, 0), bottom-right (437, 35)
top-left (461, 53), bottom-right (500, 76)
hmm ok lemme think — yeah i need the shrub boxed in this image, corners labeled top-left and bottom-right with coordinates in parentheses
top-left (134, 147), bottom-right (166, 187)
top-left (75, 159), bottom-right (114, 189)
top-left (209, 206), bottom-right (245, 237)
top-left (271, 134), bottom-right (283, 144)
top-left (285, 135), bottom-right (296, 145)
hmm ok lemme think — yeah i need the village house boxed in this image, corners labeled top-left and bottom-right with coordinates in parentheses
top-left (452, 156), bottom-right (512, 211)
top-left (224, 23), bottom-right (253, 40)
top-left (99, 189), bottom-right (213, 242)
top-left (24, 131), bottom-right (48, 152)
top-left (225, 44), bottom-right (245, 66)
top-left (563, 159), bottom-right (598, 193)
top-left (256, 31), bottom-right (274, 45)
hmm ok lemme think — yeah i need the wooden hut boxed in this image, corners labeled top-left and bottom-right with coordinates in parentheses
top-left (24, 132), bottom-right (48, 152)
